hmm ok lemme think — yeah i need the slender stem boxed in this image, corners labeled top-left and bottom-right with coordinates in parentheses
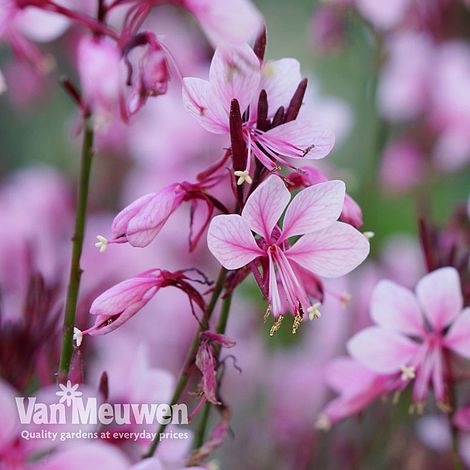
top-left (193, 293), bottom-right (233, 448)
top-left (143, 268), bottom-right (227, 458)
top-left (58, 117), bottom-right (94, 382)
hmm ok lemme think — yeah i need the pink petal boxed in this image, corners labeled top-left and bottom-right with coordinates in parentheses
top-left (443, 308), bottom-right (470, 359)
top-left (260, 58), bottom-right (302, 118)
top-left (209, 45), bottom-right (261, 114)
top-left (186, 0), bottom-right (263, 48)
top-left (182, 77), bottom-right (228, 134)
top-left (286, 221), bottom-right (369, 278)
top-left (111, 193), bottom-right (155, 237)
top-left (241, 175), bottom-right (290, 241)
top-left (370, 280), bottom-right (424, 336)
top-left (325, 357), bottom-right (378, 394)
top-left (263, 119), bottom-right (335, 159)
top-left (281, 180), bottom-right (345, 240)
top-left (347, 327), bottom-right (419, 374)
top-left (0, 381), bottom-right (18, 451)
top-left (125, 186), bottom-right (184, 247)
top-left (207, 214), bottom-right (264, 270)
top-left (415, 267), bottom-right (463, 331)
top-left (454, 405), bottom-right (470, 432)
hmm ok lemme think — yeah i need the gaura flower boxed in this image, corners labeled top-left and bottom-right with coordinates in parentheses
top-left (317, 357), bottom-right (395, 429)
top-left (82, 269), bottom-right (206, 336)
top-left (207, 175), bottom-right (369, 331)
top-left (348, 267), bottom-right (470, 406)
top-left (183, 44), bottom-right (335, 181)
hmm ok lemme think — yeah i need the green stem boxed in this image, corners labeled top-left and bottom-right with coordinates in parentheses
top-left (143, 268), bottom-right (227, 458)
top-left (193, 292), bottom-right (233, 449)
top-left (58, 117), bottom-right (94, 383)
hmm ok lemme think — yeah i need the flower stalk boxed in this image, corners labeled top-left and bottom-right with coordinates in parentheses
top-left (58, 116), bottom-right (94, 383)
top-left (143, 267), bottom-right (227, 458)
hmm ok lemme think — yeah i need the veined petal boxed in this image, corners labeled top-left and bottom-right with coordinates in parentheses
top-left (126, 186), bottom-right (184, 247)
top-left (280, 180), bottom-right (345, 240)
top-left (260, 58), bottom-right (302, 118)
top-left (416, 267), bottom-right (463, 331)
top-left (370, 280), bottom-right (425, 336)
top-left (263, 120), bottom-right (335, 159)
top-left (443, 308), bottom-right (470, 359)
top-left (209, 44), bottom-right (261, 114)
top-left (241, 175), bottom-right (290, 241)
top-left (207, 214), bottom-right (264, 270)
top-left (347, 327), bottom-right (420, 374)
top-left (182, 77), bottom-right (228, 134)
top-left (112, 192), bottom-right (155, 238)
top-left (285, 221), bottom-right (369, 278)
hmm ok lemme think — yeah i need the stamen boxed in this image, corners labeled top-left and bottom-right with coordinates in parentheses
top-left (315, 414), bottom-right (331, 431)
top-left (437, 401), bottom-right (452, 413)
top-left (292, 314), bottom-right (303, 334)
top-left (73, 328), bottom-right (83, 347)
top-left (400, 364), bottom-right (416, 381)
top-left (307, 303), bottom-right (321, 320)
top-left (234, 170), bottom-right (252, 185)
top-left (269, 315), bottom-right (284, 336)
top-left (264, 305), bottom-right (271, 323)
top-left (95, 235), bottom-right (108, 253)
top-left (363, 231), bottom-right (375, 239)
top-left (392, 391), bottom-right (401, 405)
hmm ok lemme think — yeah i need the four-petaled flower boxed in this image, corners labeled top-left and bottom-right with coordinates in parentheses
top-left (56, 380), bottom-right (83, 407)
top-left (348, 267), bottom-right (470, 406)
top-left (207, 175), bottom-right (369, 332)
top-left (183, 44), bottom-right (335, 182)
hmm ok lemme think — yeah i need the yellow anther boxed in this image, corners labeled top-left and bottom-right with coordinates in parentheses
top-left (269, 315), bottom-right (284, 336)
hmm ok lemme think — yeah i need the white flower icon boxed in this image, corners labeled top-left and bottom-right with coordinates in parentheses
top-left (56, 380), bottom-right (83, 407)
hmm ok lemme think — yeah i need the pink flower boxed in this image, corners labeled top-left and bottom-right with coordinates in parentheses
top-left (86, 270), bottom-right (164, 336)
top-left (318, 357), bottom-right (394, 428)
top-left (355, 0), bottom-right (410, 30)
top-left (77, 35), bottom-right (124, 124)
top-left (207, 175), bottom-right (369, 324)
top-left (348, 267), bottom-right (470, 405)
top-left (183, 44), bottom-right (335, 180)
top-left (110, 183), bottom-right (186, 248)
top-left (85, 269), bottom-right (206, 336)
top-left (184, 0), bottom-right (263, 47)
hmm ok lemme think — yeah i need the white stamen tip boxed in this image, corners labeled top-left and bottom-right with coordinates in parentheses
top-left (307, 303), bottom-right (321, 320)
top-left (95, 235), bottom-right (108, 253)
top-left (234, 170), bottom-right (252, 185)
top-left (315, 414), bottom-right (331, 431)
top-left (73, 328), bottom-right (83, 347)
top-left (363, 231), bottom-right (375, 240)
top-left (400, 364), bottom-right (416, 382)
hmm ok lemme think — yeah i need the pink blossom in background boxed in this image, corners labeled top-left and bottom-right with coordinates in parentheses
top-left (355, 0), bottom-right (411, 30)
top-left (183, 0), bottom-right (263, 47)
top-left (379, 138), bottom-right (425, 193)
top-left (348, 267), bottom-right (470, 404)
top-left (208, 175), bottom-right (369, 320)
top-left (378, 32), bottom-right (433, 121)
top-left (77, 35), bottom-right (124, 125)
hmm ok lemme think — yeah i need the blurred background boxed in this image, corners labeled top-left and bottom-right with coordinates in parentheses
top-left (0, 0), bottom-right (469, 469)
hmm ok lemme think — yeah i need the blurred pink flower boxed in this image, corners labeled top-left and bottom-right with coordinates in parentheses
top-left (77, 35), bottom-right (124, 124)
top-left (184, 0), bottom-right (263, 47)
top-left (183, 44), bottom-right (334, 177)
top-left (207, 175), bottom-right (369, 320)
top-left (379, 138), bottom-right (425, 193)
top-left (355, 0), bottom-right (411, 30)
top-left (348, 267), bottom-right (470, 404)
top-left (318, 357), bottom-right (394, 427)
